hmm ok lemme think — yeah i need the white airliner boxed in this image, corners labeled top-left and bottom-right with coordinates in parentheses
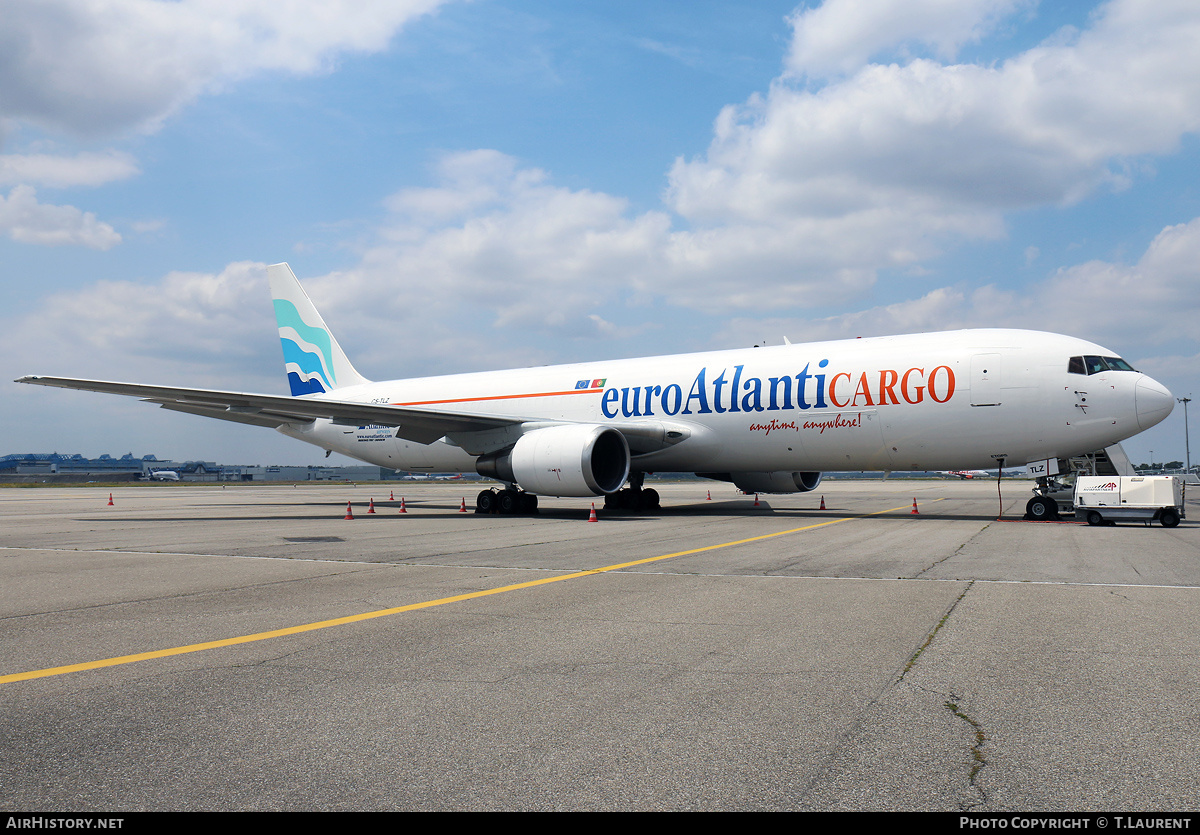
top-left (941, 470), bottom-right (990, 479)
top-left (18, 263), bottom-right (1175, 515)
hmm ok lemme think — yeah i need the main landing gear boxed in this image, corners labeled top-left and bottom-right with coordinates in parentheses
top-left (476, 487), bottom-right (538, 515)
top-left (603, 472), bottom-right (661, 512)
top-left (475, 473), bottom-right (662, 515)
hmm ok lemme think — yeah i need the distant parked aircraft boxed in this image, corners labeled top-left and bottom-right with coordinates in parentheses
top-left (941, 470), bottom-right (990, 479)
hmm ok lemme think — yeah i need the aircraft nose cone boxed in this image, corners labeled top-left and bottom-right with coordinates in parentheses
top-left (1135, 375), bottom-right (1174, 430)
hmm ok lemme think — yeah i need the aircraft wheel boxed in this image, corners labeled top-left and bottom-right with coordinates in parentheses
top-left (607, 490), bottom-right (635, 510)
top-left (497, 490), bottom-right (519, 514)
top-left (476, 490), bottom-right (497, 513)
top-left (1026, 496), bottom-right (1057, 521)
top-left (1087, 510), bottom-right (1104, 526)
top-left (1161, 509), bottom-right (1180, 528)
top-left (603, 488), bottom-right (658, 511)
top-left (520, 493), bottom-right (538, 514)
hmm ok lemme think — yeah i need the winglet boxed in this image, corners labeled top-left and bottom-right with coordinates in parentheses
top-left (267, 263), bottom-right (370, 395)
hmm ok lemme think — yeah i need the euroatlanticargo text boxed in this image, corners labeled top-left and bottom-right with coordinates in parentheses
top-left (599, 361), bottom-right (956, 419)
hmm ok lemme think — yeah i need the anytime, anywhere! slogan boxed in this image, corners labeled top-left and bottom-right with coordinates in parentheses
top-left (748, 413), bottom-right (865, 435)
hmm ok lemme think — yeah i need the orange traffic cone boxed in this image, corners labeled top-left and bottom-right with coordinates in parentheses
top-left (588, 502), bottom-right (598, 522)
top-left (706, 490), bottom-right (711, 500)
top-left (911, 497), bottom-right (919, 515)
top-left (389, 490), bottom-right (395, 501)
top-left (754, 493), bottom-right (760, 507)
top-left (367, 499), bottom-right (376, 514)
top-left (107, 493), bottom-right (114, 506)
top-left (819, 495), bottom-right (826, 510)
top-left (399, 497), bottom-right (407, 514)
top-left (459, 497), bottom-right (467, 512)
top-left (344, 501), bottom-right (355, 520)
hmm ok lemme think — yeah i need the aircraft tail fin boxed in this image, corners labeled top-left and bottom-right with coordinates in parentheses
top-left (267, 263), bottom-right (370, 395)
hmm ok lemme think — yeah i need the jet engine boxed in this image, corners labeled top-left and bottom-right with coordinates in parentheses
top-left (476, 424), bottom-right (630, 497)
top-left (701, 471), bottom-right (822, 494)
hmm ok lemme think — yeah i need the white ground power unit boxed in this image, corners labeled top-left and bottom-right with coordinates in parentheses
top-left (1073, 476), bottom-right (1185, 527)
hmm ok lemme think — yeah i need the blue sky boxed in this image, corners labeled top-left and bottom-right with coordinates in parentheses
top-left (2, 0), bottom-right (1197, 469)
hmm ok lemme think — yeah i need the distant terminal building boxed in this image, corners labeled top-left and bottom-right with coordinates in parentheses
top-left (0, 452), bottom-right (159, 482)
top-left (0, 452), bottom-right (459, 483)
top-left (218, 464), bottom-right (395, 482)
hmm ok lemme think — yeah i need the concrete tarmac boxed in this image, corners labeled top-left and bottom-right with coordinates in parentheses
top-left (1, 480), bottom-right (1197, 811)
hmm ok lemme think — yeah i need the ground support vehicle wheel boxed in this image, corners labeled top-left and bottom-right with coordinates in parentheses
top-left (1026, 495), bottom-right (1058, 521)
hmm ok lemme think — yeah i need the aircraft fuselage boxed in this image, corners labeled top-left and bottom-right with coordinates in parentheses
top-left (281, 329), bottom-right (1173, 476)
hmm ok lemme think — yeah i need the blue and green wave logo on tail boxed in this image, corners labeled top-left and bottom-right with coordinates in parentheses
top-left (274, 299), bottom-right (337, 396)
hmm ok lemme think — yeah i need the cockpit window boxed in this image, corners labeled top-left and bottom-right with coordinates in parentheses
top-left (1069, 355), bottom-right (1137, 375)
top-left (1103, 356), bottom-right (1136, 371)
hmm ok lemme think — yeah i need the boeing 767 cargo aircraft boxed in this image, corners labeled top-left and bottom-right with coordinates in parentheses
top-left (18, 263), bottom-right (1175, 515)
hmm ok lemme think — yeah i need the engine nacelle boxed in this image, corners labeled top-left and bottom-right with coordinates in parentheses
top-left (729, 471), bottom-right (822, 494)
top-left (476, 424), bottom-right (630, 497)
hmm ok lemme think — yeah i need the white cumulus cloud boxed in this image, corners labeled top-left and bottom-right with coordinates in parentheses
top-left (0, 0), bottom-right (449, 250)
top-left (3, 261), bottom-right (277, 385)
top-left (648, 0), bottom-right (1200, 315)
top-left (101, 0), bottom-right (1200, 337)
top-left (0, 150), bottom-right (139, 187)
top-left (0, 0), bottom-right (451, 136)
top-left (0, 185), bottom-right (120, 248)
top-left (786, 0), bottom-right (1033, 79)
top-left (9, 1), bottom-right (1200, 377)
top-left (715, 217), bottom-right (1200, 356)
top-left (674, 0), bottom-right (1200, 225)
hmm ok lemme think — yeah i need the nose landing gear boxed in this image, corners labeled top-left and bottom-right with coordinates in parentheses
top-left (1025, 494), bottom-right (1060, 521)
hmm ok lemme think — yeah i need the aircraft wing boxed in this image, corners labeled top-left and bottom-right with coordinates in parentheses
top-left (15, 376), bottom-right (521, 444)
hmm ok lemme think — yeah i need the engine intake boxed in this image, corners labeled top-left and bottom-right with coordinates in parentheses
top-left (476, 424), bottom-right (630, 497)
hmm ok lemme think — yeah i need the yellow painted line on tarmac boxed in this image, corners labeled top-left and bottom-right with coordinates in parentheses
top-left (1, 498), bottom-right (941, 685)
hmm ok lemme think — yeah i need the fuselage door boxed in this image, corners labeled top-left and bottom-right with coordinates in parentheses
top-left (970, 352), bottom-right (1002, 407)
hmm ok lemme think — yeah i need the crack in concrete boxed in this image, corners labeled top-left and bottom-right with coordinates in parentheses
top-left (900, 580), bottom-right (973, 678)
top-left (899, 581), bottom-right (991, 808)
top-left (944, 692), bottom-right (989, 809)
top-left (914, 524), bottom-right (991, 579)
